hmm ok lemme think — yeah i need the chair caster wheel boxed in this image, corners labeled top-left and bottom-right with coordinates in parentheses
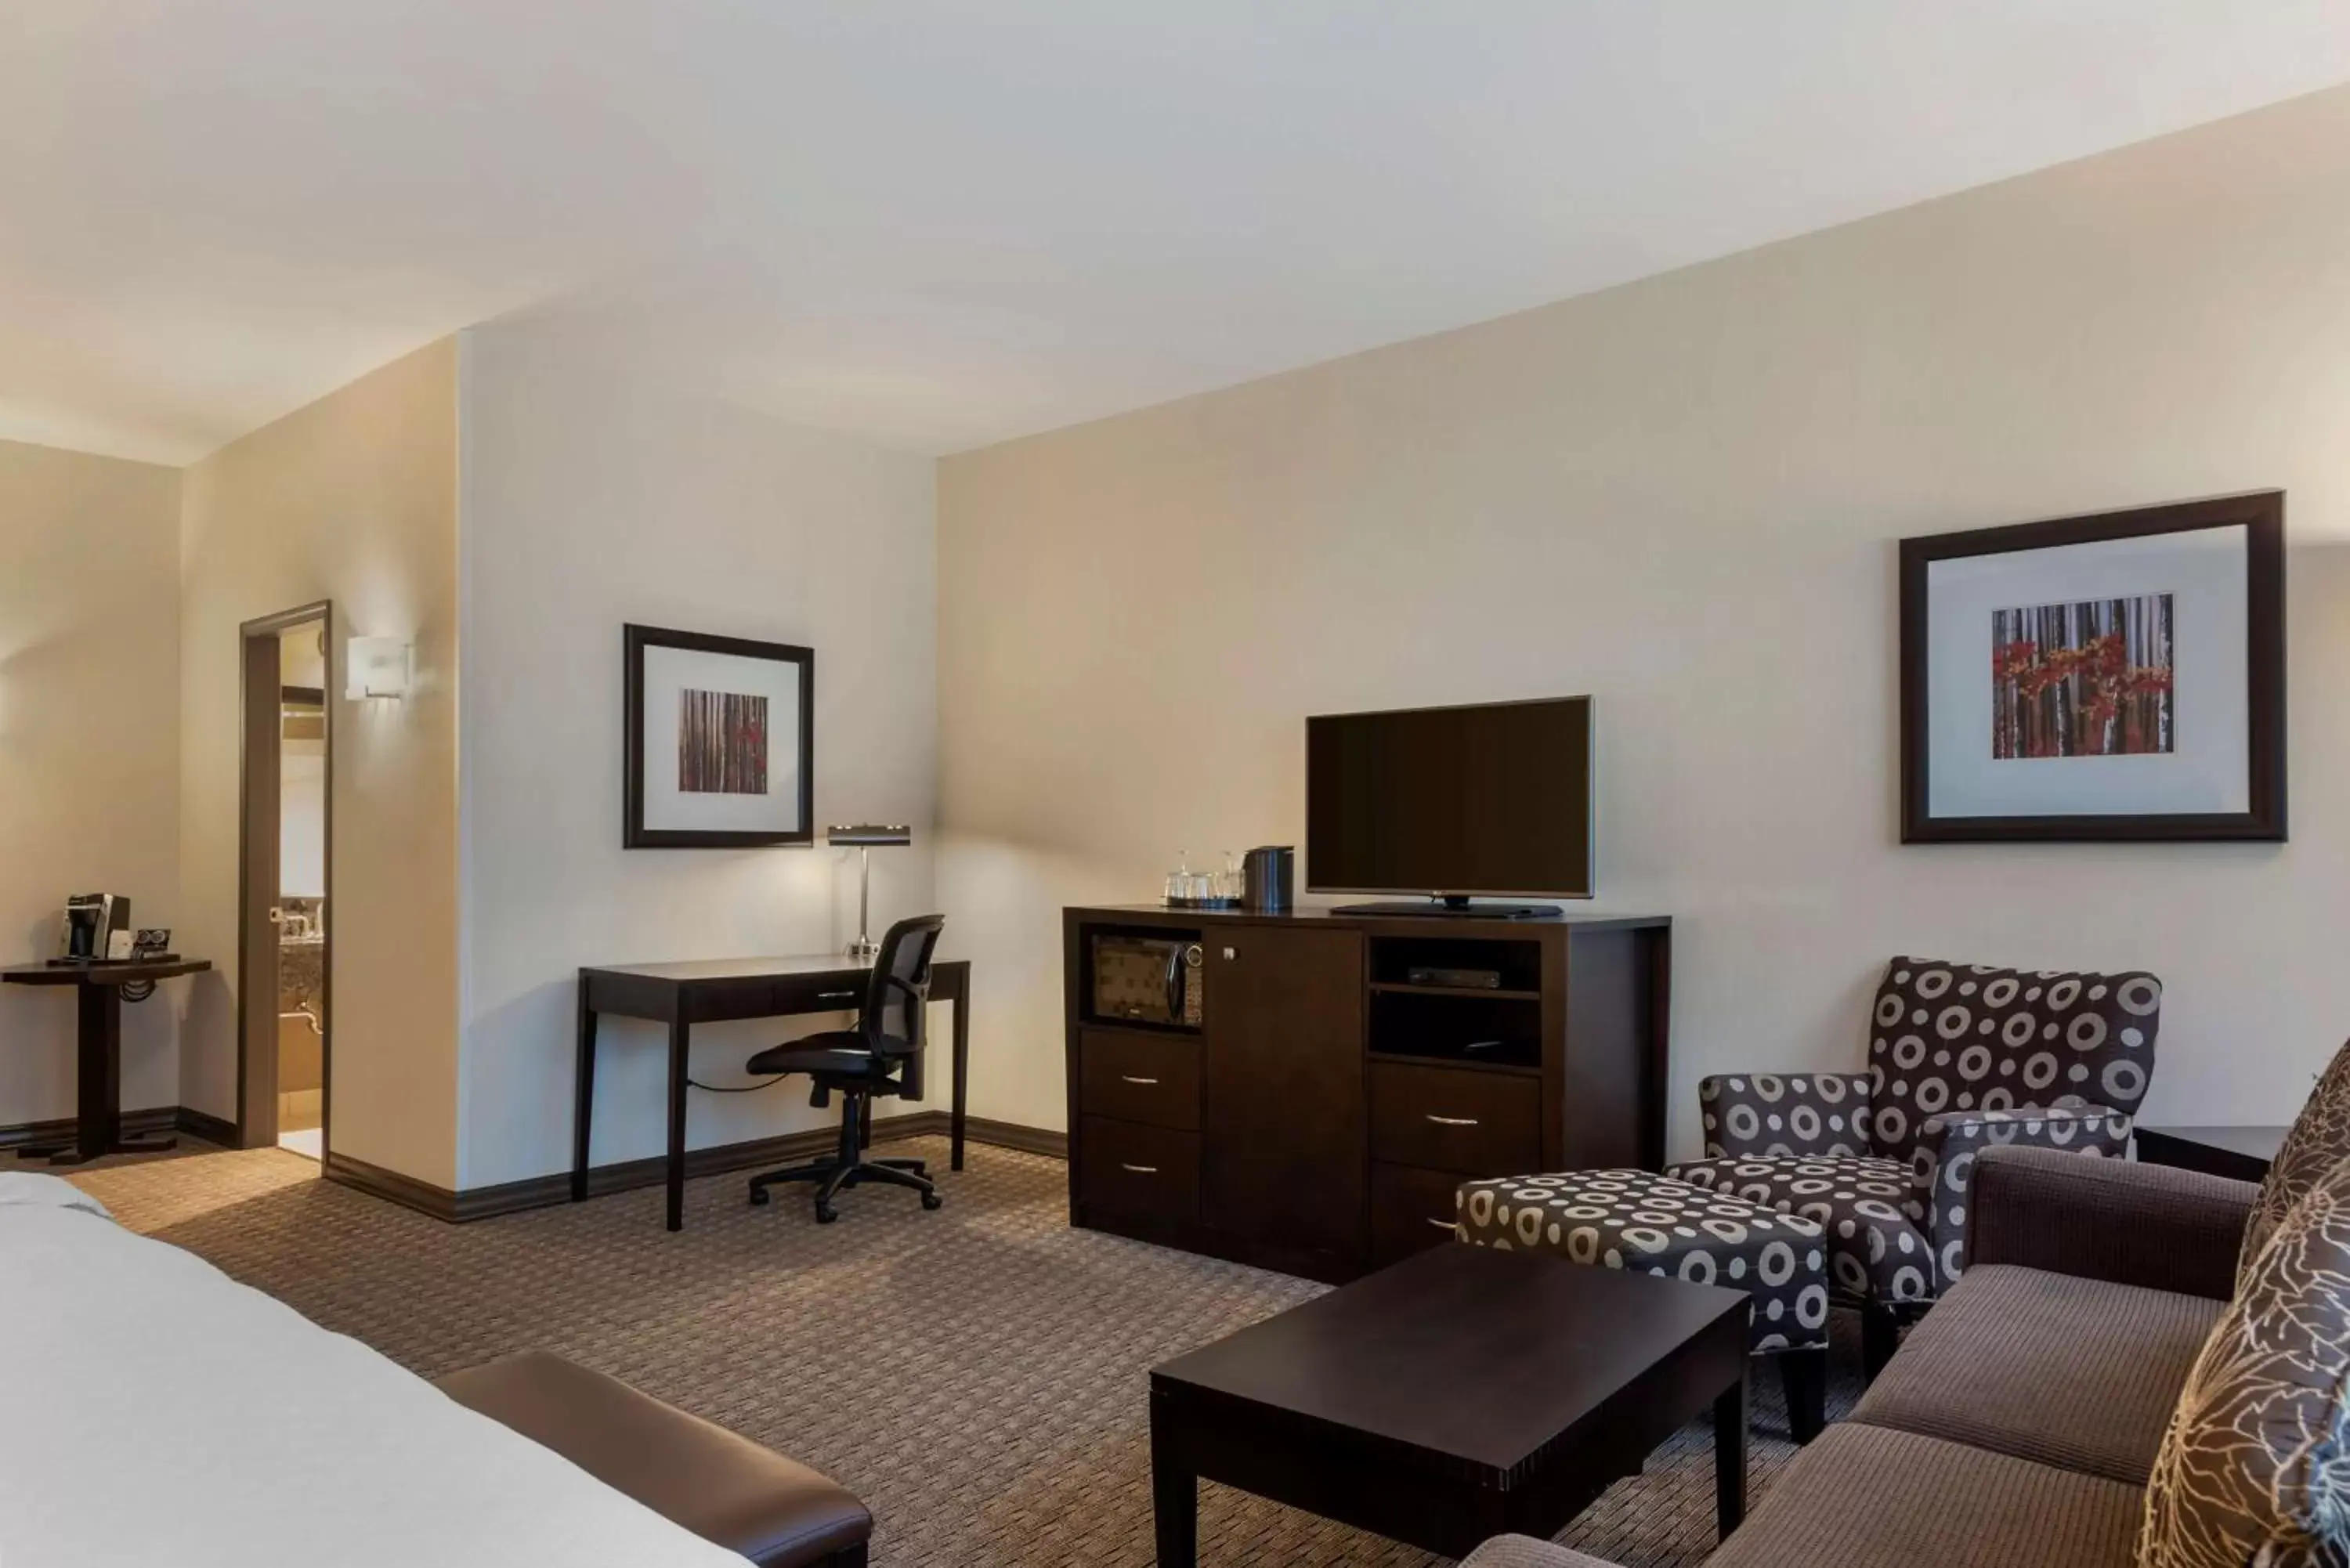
top-left (921, 1192), bottom-right (944, 1211)
top-left (749, 1187), bottom-right (769, 1207)
top-left (815, 1205), bottom-right (839, 1224)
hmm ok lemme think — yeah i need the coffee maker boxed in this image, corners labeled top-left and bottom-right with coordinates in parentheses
top-left (56, 894), bottom-right (131, 963)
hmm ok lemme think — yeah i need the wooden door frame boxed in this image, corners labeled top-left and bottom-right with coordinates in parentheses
top-left (236, 601), bottom-right (334, 1157)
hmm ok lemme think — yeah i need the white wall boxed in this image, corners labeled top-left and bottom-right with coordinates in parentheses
top-left (457, 317), bottom-right (939, 1190)
top-left (179, 338), bottom-right (461, 1184)
top-left (0, 439), bottom-right (183, 1122)
top-left (938, 86), bottom-right (2350, 1150)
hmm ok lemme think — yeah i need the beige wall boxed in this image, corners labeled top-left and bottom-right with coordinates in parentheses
top-left (179, 338), bottom-right (461, 1186)
top-left (0, 440), bottom-right (183, 1122)
top-left (456, 319), bottom-right (938, 1190)
top-left (938, 87), bottom-right (2350, 1148)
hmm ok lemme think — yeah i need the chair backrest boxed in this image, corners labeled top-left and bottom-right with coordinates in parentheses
top-left (1866, 956), bottom-right (2162, 1162)
top-left (859, 913), bottom-right (946, 1055)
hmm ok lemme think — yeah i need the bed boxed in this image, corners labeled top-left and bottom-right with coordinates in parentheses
top-left (0, 1172), bottom-right (750, 1567)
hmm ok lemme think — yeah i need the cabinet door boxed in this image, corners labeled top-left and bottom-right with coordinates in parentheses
top-left (1201, 926), bottom-right (1366, 1257)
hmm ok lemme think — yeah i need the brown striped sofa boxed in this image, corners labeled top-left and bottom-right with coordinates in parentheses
top-left (1464, 1144), bottom-right (2258, 1568)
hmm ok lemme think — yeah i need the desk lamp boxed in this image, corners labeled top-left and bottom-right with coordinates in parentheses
top-left (827, 824), bottom-right (911, 961)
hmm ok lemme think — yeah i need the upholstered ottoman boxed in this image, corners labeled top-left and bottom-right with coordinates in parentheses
top-left (1455, 1169), bottom-right (1831, 1440)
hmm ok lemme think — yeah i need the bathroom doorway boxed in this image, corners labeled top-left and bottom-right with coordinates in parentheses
top-left (237, 603), bottom-right (332, 1162)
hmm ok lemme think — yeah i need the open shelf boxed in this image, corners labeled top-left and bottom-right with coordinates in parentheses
top-left (1369, 981), bottom-right (1542, 1002)
top-left (1367, 934), bottom-right (1544, 993)
top-left (1367, 987), bottom-right (1542, 1071)
top-left (1365, 1047), bottom-right (1542, 1078)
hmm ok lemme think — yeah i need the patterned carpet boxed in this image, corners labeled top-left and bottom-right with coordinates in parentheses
top-left (58, 1136), bottom-right (1858, 1567)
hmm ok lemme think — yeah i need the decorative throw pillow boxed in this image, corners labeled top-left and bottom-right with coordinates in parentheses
top-left (1865, 957), bottom-right (2161, 1162)
top-left (2240, 1036), bottom-right (2350, 1289)
top-left (2139, 1151), bottom-right (2350, 1568)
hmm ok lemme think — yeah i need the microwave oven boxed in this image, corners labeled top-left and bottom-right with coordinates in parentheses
top-left (1086, 930), bottom-right (1204, 1031)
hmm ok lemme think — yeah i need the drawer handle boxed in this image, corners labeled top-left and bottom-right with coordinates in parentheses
top-left (1427, 1217), bottom-right (1459, 1230)
top-left (817, 990), bottom-right (858, 1003)
top-left (1120, 1075), bottom-right (1161, 1086)
top-left (1464, 1039), bottom-right (1501, 1051)
top-left (1425, 1114), bottom-right (1481, 1127)
top-left (1119, 1162), bottom-right (1159, 1175)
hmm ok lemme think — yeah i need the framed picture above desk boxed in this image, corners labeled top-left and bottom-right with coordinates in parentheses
top-left (622, 624), bottom-right (815, 850)
top-left (574, 955), bottom-right (971, 1230)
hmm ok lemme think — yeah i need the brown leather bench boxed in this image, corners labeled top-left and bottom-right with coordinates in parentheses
top-left (437, 1350), bottom-right (873, 1568)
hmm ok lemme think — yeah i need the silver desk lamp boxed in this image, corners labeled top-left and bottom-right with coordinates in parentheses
top-left (828, 824), bottom-right (911, 961)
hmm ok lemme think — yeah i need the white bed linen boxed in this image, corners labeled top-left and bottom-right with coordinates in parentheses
top-left (0, 1174), bottom-right (748, 1567)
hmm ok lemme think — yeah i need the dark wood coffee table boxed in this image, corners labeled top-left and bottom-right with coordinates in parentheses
top-left (1149, 1242), bottom-right (1752, 1564)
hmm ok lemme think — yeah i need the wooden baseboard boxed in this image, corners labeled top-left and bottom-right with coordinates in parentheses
top-left (960, 1115), bottom-right (1068, 1160)
top-left (324, 1110), bottom-right (1066, 1223)
top-left (175, 1107), bottom-right (240, 1147)
top-left (322, 1150), bottom-right (464, 1221)
top-left (0, 1104), bottom-right (200, 1152)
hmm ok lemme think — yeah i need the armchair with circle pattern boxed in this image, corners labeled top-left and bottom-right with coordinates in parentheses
top-left (1666, 956), bottom-right (2160, 1374)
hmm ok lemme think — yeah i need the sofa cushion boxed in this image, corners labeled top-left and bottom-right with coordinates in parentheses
top-left (1849, 1263), bottom-right (2222, 1486)
top-left (2140, 1153), bottom-right (2350, 1567)
top-left (2237, 1034), bottom-right (2350, 1287)
top-left (1707, 1424), bottom-right (2143, 1568)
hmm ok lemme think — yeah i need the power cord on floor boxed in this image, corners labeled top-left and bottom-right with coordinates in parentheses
top-left (686, 1074), bottom-right (791, 1093)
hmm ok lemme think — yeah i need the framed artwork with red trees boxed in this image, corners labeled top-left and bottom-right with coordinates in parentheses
top-left (1900, 492), bottom-right (2283, 843)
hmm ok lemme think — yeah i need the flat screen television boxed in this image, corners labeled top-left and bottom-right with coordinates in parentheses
top-left (1306, 695), bottom-right (1591, 916)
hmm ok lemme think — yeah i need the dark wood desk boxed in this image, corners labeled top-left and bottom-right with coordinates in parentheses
top-left (1149, 1243), bottom-right (1751, 1564)
top-left (2, 959), bottom-right (212, 1164)
top-left (573, 956), bottom-right (971, 1230)
top-left (2136, 1125), bottom-right (2287, 1183)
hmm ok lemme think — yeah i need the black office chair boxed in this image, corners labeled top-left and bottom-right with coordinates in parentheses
top-left (745, 913), bottom-right (947, 1224)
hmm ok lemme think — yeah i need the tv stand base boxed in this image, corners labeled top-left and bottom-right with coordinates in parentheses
top-left (1331, 900), bottom-right (1564, 920)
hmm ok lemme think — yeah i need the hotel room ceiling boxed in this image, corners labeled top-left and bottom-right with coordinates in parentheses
top-left (6, 0), bottom-right (2349, 465)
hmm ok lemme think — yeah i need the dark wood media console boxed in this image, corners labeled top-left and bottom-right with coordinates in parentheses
top-left (1063, 905), bottom-right (1672, 1283)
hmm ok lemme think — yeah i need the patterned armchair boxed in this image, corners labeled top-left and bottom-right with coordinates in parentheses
top-left (1668, 957), bottom-right (2160, 1371)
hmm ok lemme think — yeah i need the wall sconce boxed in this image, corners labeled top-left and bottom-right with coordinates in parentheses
top-left (345, 637), bottom-right (413, 700)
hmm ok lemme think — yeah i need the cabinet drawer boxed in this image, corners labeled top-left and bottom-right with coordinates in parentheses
top-left (1079, 1030), bottom-right (1201, 1131)
top-left (1079, 1117), bottom-right (1198, 1225)
top-left (1368, 1061), bottom-right (1541, 1176)
top-left (1370, 1162), bottom-right (1473, 1266)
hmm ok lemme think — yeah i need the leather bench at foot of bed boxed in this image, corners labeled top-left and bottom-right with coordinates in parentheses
top-left (437, 1350), bottom-right (873, 1568)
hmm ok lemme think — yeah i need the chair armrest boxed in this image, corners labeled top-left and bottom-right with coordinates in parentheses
top-left (1697, 1073), bottom-right (1873, 1157)
top-left (1913, 1105), bottom-right (2132, 1284)
top-left (1459, 1537), bottom-right (1625, 1568)
top-left (1965, 1145), bottom-right (2256, 1300)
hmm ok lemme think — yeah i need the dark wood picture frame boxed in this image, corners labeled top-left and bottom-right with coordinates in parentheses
top-left (1900, 491), bottom-right (2285, 844)
top-left (623, 623), bottom-right (815, 849)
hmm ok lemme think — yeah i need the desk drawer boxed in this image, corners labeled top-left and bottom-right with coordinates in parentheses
top-left (1368, 1062), bottom-right (1541, 1176)
top-left (684, 978), bottom-right (785, 1024)
top-left (773, 977), bottom-right (866, 1014)
top-left (1079, 1030), bottom-right (1200, 1131)
top-left (1371, 1162), bottom-right (1473, 1266)
top-left (1079, 1117), bottom-right (1198, 1225)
